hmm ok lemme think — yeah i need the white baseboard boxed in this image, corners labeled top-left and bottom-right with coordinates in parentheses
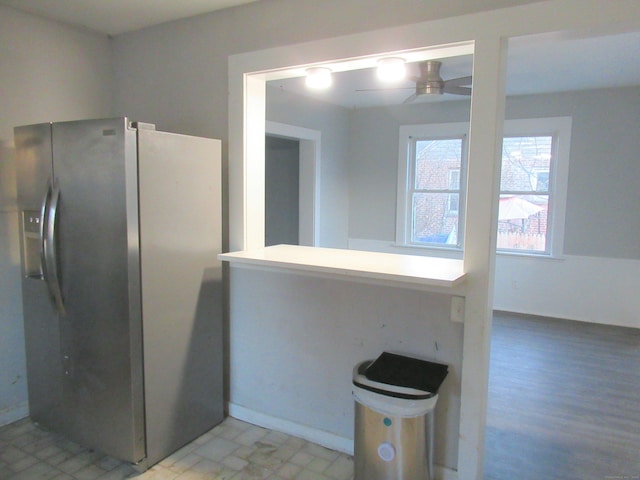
top-left (227, 403), bottom-right (458, 480)
top-left (437, 465), bottom-right (459, 480)
top-left (228, 403), bottom-right (353, 454)
top-left (0, 401), bottom-right (28, 427)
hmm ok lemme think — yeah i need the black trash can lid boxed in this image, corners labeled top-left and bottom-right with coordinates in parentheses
top-left (354, 352), bottom-right (448, 399)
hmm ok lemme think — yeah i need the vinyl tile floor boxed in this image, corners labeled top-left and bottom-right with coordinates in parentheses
top-left (0, 416), bottom-right (354, 480)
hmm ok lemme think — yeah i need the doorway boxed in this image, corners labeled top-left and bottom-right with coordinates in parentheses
top-left (265, 135), bottom-right (300, 246)
top-left (265, 121), bottom-right (321, 247)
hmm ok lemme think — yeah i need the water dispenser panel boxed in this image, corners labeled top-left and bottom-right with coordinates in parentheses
top-left (22, 210), bottom-right (43, 279)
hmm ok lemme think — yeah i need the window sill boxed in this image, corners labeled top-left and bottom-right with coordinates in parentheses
top-left (496, 251), bottom-right (566, 261)
top-left (219, 244), bottom-right (466, 291)
top-left (392, 242), bottom-right (464, 258)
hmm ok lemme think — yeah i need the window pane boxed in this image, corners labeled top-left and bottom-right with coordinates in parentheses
top-left (415, 139), bottom-right (463, 190)
top-left (500, 136), bottom-right (552, 192)
top-left (412, 193), bottom-right (459, 245)
top-left (497, 194), bottom-right (548, 252)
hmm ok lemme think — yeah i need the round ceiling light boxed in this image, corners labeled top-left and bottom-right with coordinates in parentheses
top-left (305, 67), bottom-right (332, 89)
top-left (376, 57), bottom-right (406, 82)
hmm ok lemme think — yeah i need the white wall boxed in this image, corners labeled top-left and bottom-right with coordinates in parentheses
top-left (494, 254), bottom-right (640, 326)
top-left (0, 5), bottom-right (112, 425)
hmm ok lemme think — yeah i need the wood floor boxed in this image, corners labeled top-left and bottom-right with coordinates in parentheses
top-left (484, 312), bottom-right (640, 480)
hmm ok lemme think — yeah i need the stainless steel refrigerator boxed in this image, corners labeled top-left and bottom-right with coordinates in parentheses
top-left (15, 117), bottom-right (224, 470)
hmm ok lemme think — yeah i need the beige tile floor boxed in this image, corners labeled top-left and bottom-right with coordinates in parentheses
top-left (0, 416), bottom-right (354, 480)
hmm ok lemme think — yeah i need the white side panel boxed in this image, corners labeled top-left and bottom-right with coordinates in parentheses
top-left (137, 129), bottom-right (223, 466)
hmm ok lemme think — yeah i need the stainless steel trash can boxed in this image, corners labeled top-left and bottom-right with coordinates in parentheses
top-left (352, 352), bottom-right (448, 480)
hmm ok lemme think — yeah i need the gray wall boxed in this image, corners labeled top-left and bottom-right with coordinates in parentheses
top-left (263, 80), bottom-right (640, 325)
top-left (0, 0), bottom-right (582, 469)
top-left (347, 87), bottom-right (640, 260)
top-left (267, 86), bottom-right (351, 248)
top-left (108, 1), bottom-right (545, 468)
top-left (0, 5), bottom-right (112, 423)
top-left (508, 87), bottom-right (640, 260)
top-left (228, 267), bottom-right (463, 468)
top-left (349, 100), bottom-right (472, 243)
top-left (110, 0), bottom-right (539, 138)
top-left (265, 135), bottom-right (299, 246)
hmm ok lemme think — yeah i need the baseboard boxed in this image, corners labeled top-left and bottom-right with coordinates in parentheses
top-left (227, 403), bottom-right (458, 480)
top-left (228, 403), bottom-right (353, 454)
top-left (437, 465), bottom-right (459, 480)
top-left (0, 401), bottom-right (28, 427)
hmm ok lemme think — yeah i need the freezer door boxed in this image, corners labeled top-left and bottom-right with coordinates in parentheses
top-left (50, 118), bottom-right (145, 463)
top-left (15, 123), bottom-right (65, 431)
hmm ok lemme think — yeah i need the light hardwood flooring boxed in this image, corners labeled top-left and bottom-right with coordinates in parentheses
top-left (484, 312), bottom-right (640, 480)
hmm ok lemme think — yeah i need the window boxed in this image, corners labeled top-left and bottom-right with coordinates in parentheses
top-left (397, 117), bottom-right (571, 256)
top-left (498, 135), bottom-right (552, 253)
top-left (499, 118), bottom-right (572, 256)
top-left (396, 123), bottom-right (468, 249)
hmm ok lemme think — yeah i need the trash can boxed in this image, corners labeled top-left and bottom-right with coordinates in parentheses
top-left (352, 352), bottom-right (448, 480)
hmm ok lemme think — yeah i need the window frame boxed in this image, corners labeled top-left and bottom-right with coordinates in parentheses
top-left (396, 122), bottom-right (469, 251)
top-left (447, 168), bottom-right (462, 215)
top-left (396, 117), bottom-right (571, 257)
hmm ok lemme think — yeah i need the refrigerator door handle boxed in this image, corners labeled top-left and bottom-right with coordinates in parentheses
top-left (33, 183), bottom-right (52, 281)
top-left (43, 179), bottom-right (66, 315)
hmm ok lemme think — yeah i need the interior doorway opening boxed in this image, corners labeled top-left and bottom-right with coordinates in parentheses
top-left (265, 135), bottom-right (300, 246)
top-left (265, 121), bottom-right (321, 247)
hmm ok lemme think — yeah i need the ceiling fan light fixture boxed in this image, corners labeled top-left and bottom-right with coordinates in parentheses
top-left (305, 67), bottom-right (332, 89)
top-left (376, 57), bottom-right (406, 82)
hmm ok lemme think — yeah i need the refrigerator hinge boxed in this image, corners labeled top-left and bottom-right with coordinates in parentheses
top-left (129, 121), bottom-right (156, 131)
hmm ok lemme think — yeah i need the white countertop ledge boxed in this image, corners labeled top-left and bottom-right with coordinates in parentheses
top-left (219, 245), bottom-right (466, 290)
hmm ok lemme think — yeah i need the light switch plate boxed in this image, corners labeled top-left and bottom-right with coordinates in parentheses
top-left (451, 295), bottom-right (465, 323)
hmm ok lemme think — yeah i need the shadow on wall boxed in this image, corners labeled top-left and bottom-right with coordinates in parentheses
top-left (0, 139), bottom-right (30, 423)
top-left (1, 140), bottom-right (17, 209)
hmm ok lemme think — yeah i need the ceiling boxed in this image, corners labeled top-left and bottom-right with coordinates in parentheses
top-left (0, 0), bottom-right (261, 35)
top-left (270, 30), bottom-right (640, 108)
top-left (1, 1), bottom-right (638, 107)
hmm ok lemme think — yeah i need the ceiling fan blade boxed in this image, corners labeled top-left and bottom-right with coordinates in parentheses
top-left (355, 87), bottom-right (414, 92)
top-left (403, 93), bottom-right (418, 104)
top-left (442, 85), bottom-right (472, 96)
top-left (444, 75), bottom-right (472, 88)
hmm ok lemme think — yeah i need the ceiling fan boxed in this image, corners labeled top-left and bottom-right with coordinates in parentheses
top-left (355, 60), bottom-right (472, 103)
top-left (403, 60), bottom-right (472, 103)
